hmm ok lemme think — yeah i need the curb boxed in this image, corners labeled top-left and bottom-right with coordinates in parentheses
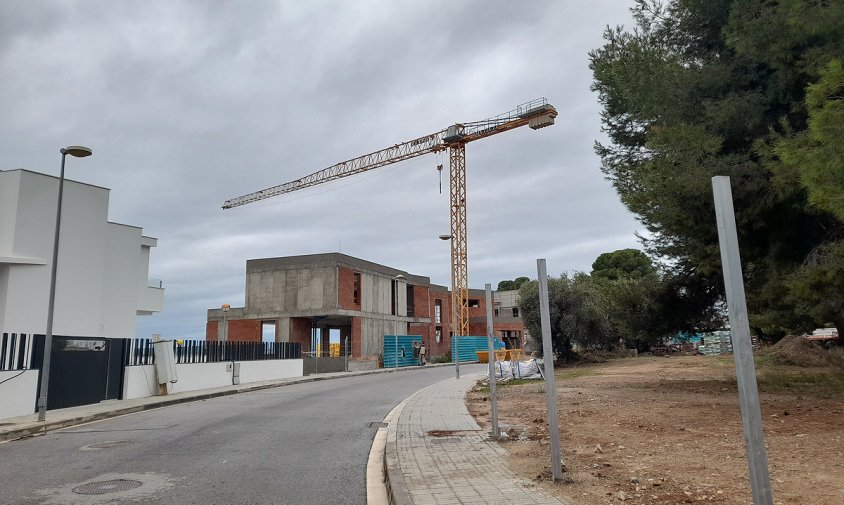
top-left (0, 362), bottom-right (457, 444)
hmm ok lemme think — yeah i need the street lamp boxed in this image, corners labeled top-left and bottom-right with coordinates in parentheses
top-left (221, 303), bottom-right (231, 342)
top-left (393, 274), bottom-right (405, 370)
top-left (438, 234), bottom-right (459, 379)
top-left (37, 145), bottom-right (93, 422)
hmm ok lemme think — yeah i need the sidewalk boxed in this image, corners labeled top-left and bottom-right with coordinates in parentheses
top-left (384, 373), bottom-right (569, 505)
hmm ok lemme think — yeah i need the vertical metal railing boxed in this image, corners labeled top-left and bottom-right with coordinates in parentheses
top-left (123, 338), bottom-right (301, 365)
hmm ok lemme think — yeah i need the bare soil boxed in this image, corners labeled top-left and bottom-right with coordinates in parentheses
top-left (465, 355), bottom-right (844, 505)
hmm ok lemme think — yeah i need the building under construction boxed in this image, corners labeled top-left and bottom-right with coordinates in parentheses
top-left (206, 253), bottom-right (527, 359)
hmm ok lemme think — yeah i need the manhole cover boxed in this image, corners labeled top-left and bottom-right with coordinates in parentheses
top-left (72, 479), bottom-right (142, 495)
top-left (88, 440), bottom-right (134, 449)
top-left (369, 422), bottom-right (388, 428)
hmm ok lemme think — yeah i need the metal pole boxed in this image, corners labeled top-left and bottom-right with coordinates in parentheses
top-left (712, 176), bottom-right (773, 505)
top-left (37, 152), bottom-right (67, 421)
top-left (485, 284), bottom-right (499, 437)
top-left (394, 279), bottom-right (398, 370)
top-left (451, 237), bottom-right (460, 378)
top-left (538, 259), bottom-right (563, 481)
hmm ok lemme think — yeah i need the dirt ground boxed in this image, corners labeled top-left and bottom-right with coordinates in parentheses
top-left (465, 355), bottom-right (844, 505)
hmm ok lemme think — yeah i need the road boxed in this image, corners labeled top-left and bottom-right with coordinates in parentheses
top-left (0, 365), bottom-right (484, 505)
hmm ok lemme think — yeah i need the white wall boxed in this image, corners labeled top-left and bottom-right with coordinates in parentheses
top-left (122, 359), bottom-right (304, 400)
top-left (0, 370), bottom-right (38, 419)
top-left (238, 360), bottom-right (303, 383)
top-left (0, 170), bottom-right (162, 337)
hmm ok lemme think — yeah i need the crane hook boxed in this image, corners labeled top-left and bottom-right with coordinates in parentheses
top-left (437, 164), bottom-right (443, 194)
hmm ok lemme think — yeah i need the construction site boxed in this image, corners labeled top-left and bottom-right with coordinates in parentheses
top-left (217, 98), bottom-right (557, 363)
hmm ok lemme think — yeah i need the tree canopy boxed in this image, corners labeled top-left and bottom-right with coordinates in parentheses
top-left (497, 276), bottom-right (530, 292)
top-left (591, 248), bottom-right (656, 280)
top-left (590, 0), bottom-right (844, 339)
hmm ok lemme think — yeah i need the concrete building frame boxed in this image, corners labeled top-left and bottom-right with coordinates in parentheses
top-left (207, 253), bottom-right (527, 359)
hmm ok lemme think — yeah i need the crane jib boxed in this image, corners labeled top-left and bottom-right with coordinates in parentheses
top-left (222, 98), bottom-right (556, 209)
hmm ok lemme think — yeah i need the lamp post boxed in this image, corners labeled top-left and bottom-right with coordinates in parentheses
top-left (221, 303), bottom-right (231, 342)
top-left (37, 145), bottom-right (93, 422)
top-left (393, 274), bottom-right (405, 369)
top-left (438, 234), bottom-right (459, 379)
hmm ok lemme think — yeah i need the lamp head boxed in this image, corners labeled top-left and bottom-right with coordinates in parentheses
top-left (438, 234), bottom-right (452, 241)
top-left (60, 146), bottom-right (93, 158)
top-left (395, 274), bottom-right (406, 280)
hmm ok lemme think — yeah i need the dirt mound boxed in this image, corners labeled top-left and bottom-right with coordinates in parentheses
top-left (760, 335), bottom-right (844, 368)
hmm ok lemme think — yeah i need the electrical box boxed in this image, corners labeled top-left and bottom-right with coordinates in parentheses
top-left (232, 362), bottom-right (241, 385)
top-left (153, 338), bottom-right (178, 385)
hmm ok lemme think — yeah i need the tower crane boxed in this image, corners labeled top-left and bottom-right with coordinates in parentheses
top-left (223, 98), bottom-right (557, 339)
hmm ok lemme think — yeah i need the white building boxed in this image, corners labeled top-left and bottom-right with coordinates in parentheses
top-left (0, 169), bottom-right (163, 338)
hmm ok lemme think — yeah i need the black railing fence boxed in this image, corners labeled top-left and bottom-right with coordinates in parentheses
top-left (1, 333), bottom-right (39, 371)
top-left (3, 333), bottom-right (299, 369)
top-left (125, 339), bottom-right (301, 366)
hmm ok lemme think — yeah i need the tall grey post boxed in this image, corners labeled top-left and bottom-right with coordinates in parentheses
top-left (484, 284), bottom-right (499, 437)
top-left (712, 176), bottom-right (773, 505)
top-left (537, 259), bottom-right (563, 481)
top-left (37, 146), bottom-right (92, 421)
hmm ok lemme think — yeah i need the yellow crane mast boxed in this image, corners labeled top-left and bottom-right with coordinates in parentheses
top-left (223, 98), bottom-right (557, 338)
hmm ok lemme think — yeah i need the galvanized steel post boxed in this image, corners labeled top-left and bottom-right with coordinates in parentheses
top-left (537, 259), bottom-right (563, 481)
top-left (485, 284), bottom-right (499, 437)
top-left (712, 176), bottom-right (773, 505)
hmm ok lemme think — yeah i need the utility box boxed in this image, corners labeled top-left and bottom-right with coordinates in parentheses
top-left (232, 362), bottom-right (241, 385)
top-left (152, 338), bottom-right (178, 385)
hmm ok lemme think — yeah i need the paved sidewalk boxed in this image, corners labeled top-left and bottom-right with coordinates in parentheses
top-left (385, 373), bottom-right (569, 505)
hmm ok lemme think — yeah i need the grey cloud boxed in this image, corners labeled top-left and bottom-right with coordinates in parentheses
top-left (1, 1), bottom-right (641, 339)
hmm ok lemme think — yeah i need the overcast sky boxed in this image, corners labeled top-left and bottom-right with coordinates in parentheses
top-left (1, 1), bottom-right (643, 339)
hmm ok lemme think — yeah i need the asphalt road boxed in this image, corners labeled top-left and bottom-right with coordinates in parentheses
top-left (0, 365), bottom-right (484, 505)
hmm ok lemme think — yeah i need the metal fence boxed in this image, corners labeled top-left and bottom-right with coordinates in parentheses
top-left (1, 333), bottom-right (39, 371)
top-left (126, 339), bottom-right (301, 366)
top-left (3, 334), bottom-right (301, 369)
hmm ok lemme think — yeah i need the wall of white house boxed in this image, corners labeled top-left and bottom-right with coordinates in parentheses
top-left (0, 170), bottom-right (161, 337)
top-left (0, 370), bottom-right (39, 419)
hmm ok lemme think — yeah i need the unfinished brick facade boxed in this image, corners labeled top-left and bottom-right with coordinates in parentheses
top-left (206, 253), bottom-right (527, 361)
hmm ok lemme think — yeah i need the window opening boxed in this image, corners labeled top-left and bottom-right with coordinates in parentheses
top-left (261, 321), bottom-right (276, 343)
top-left (406, 285), bottom-right (414, 317)
top-left (353, 272), bottom-right (361, 305)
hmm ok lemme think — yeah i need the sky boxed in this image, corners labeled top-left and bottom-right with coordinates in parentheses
top-left (0, 0), bottom-right (643, 340)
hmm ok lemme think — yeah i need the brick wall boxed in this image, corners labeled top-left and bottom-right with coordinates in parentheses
top-left (290, 317), bottom-right (312, 352)
top-left (467, 294), bottom-right (487, 320)
top-left (338, 267), bottom-right (360, 310)
top-left (411, 285), bottom-right (430, 318)
top-left (227, 319), bottom-right (262, 342)
top-left (352, 317), bottom-right (361, 356)
top-left (206, 319), bottom-right (262, 342)
top-left (426, 293), bottom-right (452, 358)
top-left (206, 321), bottom-right (218, 340)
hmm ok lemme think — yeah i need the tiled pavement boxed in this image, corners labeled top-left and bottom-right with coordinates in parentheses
top-left (385, 373), bottom-right (569, 505)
